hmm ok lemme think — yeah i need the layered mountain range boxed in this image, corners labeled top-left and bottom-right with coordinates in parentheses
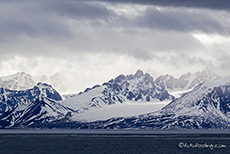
top-left (155, 70), bottom-right (220, 90)
top-left (79, 77), bottom-right (230, 129)
top-left (0, 72), bottom-right (36, 91)
top-left (0, 70), bottom-right (220, 95)
top-left (0, 70), bottom-right (228, 129)
top-left (0, 72), bottom-right (69, 94)
top-left (61, 70), bottom-right (174, 112)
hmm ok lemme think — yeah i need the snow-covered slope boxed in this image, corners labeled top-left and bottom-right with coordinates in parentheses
top-left (0, 82), bottom-right (62, 113)
top-left (0, 97), bottom-right (72, 128)
top-left (0, 70), bottom-right (229, 129)
top-left (0, 83), bottom-right (67, 128)
top-left (71, 101), bottom-right (170, 122)
top-left (161, 76), bottom-right (230, 116)
top-left (70, 76), bottom-right (230, 129)
top-left (0, 70), bottom-right (175, 128)
top-left (60, 70), bottom-right (175, 114)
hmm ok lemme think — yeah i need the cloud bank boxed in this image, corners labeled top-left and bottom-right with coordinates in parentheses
top-left (0, 1), bottom-right (230, 92)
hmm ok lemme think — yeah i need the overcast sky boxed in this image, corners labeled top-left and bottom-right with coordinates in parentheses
top-left (1, 0), bottom-right (230, 93)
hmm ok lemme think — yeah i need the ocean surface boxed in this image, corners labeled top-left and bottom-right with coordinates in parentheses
top-left (0, 129), bottom-right (230, 154)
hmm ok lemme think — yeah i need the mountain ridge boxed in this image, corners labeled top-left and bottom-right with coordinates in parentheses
top-left (0, 70), bottom-right (220, 95)
top-left (0, 70), bottom-right (227, 129)
top-left (0, 83), bottom-right (71, 128)
top-left (74, 76), bottom-right (230, 129)
top-left (60, 70), bottom-right (174, 114)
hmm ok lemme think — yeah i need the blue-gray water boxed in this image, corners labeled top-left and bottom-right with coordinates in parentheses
top-left (0, 129), bottom-right (230, 154)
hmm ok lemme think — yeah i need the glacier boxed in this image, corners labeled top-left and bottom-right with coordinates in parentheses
top-left (0, 70), bottom-right (228, 129)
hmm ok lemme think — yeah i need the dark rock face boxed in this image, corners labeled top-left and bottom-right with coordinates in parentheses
top-left (98, 70), bottom-right (174, 104)
top-left (69, 70), bottom-right (175, 113)
top-left (204, 85), bottom-right (230, 116)
top-left (36, 82), bottom-right (62, 101)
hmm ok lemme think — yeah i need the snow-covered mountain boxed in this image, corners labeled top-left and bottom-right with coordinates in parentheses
top-left (155, 70), bottom-right (220, 98)
top-left (155, 70), bottom-right (220, 90)
top-left (0, 83), bottom-right (69, 128)
top-left (156, 77), bottom-right (230, 129)
top-left (0, 82), bottom-right (62, 112)
top-left (68, 76), bottom-right (230, 129)
top-left (60, 70), bottom-right (174, 114)
top-left (0, 72), bottom-right (36, 91)
top-left (0, 70), bottom-right (229, 129)
top-left (0, 72), bottom-right (72, 94)
top-left (0, 70), bottom-right (220, 97)
top-left (0, 70), bottom-right (175, 128)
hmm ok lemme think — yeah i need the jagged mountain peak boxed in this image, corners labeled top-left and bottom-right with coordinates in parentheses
top-left (180, 70), bottom-right (220, 80)
top-left (195, 69), bottom-right (217, 75)
top-left (36, 82), bottom-right (52, 88)
top-left (69, 77), bottom-right (230, 130)
top-left (114, 74), bottom-right (126, 83)
top-left (60, 70), bottom-right (174, 116)
top-left (34, 82), bottom-right (62, 101)
top-left (156, 74), bottom-right (174, 80)
top-left (150, 76), bottom-right (230, 128)
top-left (134, 69), bottom-right (144, 78)
top-left (178, 72), bottom-right (191, 80)
top-left (155, 70), bottom-right (220, 91)
top-left (1, 70), bottom-right (229, 129)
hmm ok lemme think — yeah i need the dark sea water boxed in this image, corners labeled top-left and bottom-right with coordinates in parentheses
top-left (0, 130), bottom-right (230, 154)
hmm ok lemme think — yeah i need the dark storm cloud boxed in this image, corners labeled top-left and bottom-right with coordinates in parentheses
top-left (41, 1), bottom-right (114, 19)
top-left (1, 0), bottom-right (229, 44)
top-left (0, 15), bottom-right (71, 42)
top-left (93, 0), bottom-right (230, 10)
top-left (0, 1), bottom-right (114, 42)
top-left (135, 7), bottom-right (230, 35)
top-left (0, 0), bottom-right (229, 62)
